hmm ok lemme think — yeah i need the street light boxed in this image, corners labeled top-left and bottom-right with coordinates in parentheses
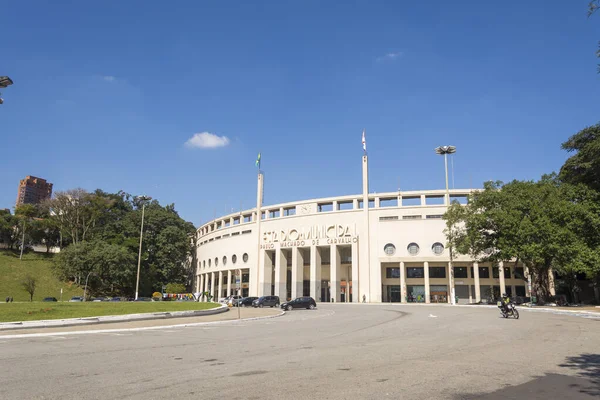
top-left (0, 76), bottom-right (13, 105)
top-left (134, 195), bottom-right (152, 300)
top-left (435, 145), bottom-right (457, 306)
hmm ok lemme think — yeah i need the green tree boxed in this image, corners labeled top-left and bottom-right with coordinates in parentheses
top-left (559, 123), bottom-right (600, 191)
top-left (0, 209), bottom-right (17, 249)
top-left (165, 283), bottom-right (186, 294)
top-left (21, 274), bottom-right (37, 301)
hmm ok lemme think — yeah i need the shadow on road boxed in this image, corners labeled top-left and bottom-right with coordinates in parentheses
top-left (559, 353), bottom-right (600, 397)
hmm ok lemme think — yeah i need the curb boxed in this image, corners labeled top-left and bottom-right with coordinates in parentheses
top-left (0, 304), bottom-right (229, 331)
top-left (0, 309), bottom-right (286, 339)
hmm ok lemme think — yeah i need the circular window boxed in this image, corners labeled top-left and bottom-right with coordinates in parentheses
top-left (223, 256), bottom-right (227, 265)
top-left (232, 254), bottom-right (237, 264)
top-left (214, 257), bottom-right (219, 267)
top-left (208, 259), bottom-right (211, 267)
top-left (407, 243), bottom-right (420, 256)
top-left (384, 243), bottom-right (396, 256)
top-left (432, 242), bottom-right (444, 255)
top-left (243, 253), bottom-right (249, 263)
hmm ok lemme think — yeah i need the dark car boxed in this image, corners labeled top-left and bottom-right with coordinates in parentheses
top-left (43, 297), bottom-right (58, 302)
top-left (134, 297), bottom-right (153, 302)
top-left (110, 297), bottom-right (123, 302)
top-left (252, 296), bottom-right (280, 308)
top-left (236, 297), bottom-right (258, 307)
top-left (281, 297), bottom-right (317, 311)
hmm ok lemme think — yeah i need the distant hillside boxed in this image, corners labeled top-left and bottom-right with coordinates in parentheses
top-left (0, 250), bottom-right (83, 302)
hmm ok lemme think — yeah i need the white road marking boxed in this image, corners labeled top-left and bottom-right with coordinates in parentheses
top-left (428, 314), bottom-right (438, 318)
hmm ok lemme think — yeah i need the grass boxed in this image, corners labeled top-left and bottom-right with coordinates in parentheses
top-left (0, 301), bottom-right (219, 323)
top-left (0, 249), bottom-right (83, 302)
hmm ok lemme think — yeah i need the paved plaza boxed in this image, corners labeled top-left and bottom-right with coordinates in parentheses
top-left (1, 304), bottom-right (599, 399)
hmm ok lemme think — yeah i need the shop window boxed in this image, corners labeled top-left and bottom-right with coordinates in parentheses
top-left (429, 267), bottom-right (446, 279)
top-left (454, 267), bottom-right (468, 278)
top-left (386, 267), bottom-right (400, 278)
top-left (407, 267), bottom-right (424, 279)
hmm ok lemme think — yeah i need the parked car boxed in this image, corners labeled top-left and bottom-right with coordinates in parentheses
top-left (280, 297), bottom-right (317, 311)
top-left (226, 295), bottom-right (242, 306)
top-left (110, 297), bottom-right (122, 302)
top-left (235, 297), bottom-right (258, 307)
top-left (252, 296), bottom-right (280, 308)
top-left (134, 297), bottom-right (153, 302)
top-left (43, 297), bottom-right (58, 302)
top-left (69, 296), bottom-right (83, 302)
top-left (92, 297), bottom-right (109, 302)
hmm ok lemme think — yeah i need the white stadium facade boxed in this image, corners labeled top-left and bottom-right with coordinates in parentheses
top-left (193, 154), bottom-right (539, 304)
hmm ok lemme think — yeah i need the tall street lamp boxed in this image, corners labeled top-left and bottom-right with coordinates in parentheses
top-left (83, 271), bottom-right (95, 301)
top-left (435, 145), bottom-right (457, 305)
top-left (135, 195), bottom-right (152, 300)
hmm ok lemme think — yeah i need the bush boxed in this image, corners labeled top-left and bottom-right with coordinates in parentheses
top-left (165, 283), bottom-right (186, 294)
top-left (152, 291), bottom-right (162, 301)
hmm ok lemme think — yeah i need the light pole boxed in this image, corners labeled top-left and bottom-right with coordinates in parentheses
top-left (435, 145), bottom-right (457, 305)
top-left (0, 76), bottom-right (14, 105)
top-left (135, 195), bottom-right (152, 300)
top-left (83, 271), bottom-right (95, 301)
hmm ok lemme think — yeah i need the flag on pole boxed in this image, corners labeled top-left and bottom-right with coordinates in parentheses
top-left (362, 129), bottom-right (366, 153)
top-left (255, 152), bottom-right (261, 169)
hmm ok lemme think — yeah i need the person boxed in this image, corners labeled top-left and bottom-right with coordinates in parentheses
top-left (5, 296), bottom-right (8, 303)
top-left (500, 293), bottom-right (511, 313)
top-left (362, 294), bottom-right (366, 303)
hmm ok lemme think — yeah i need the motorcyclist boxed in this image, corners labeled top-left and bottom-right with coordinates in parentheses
top-left (500, 293), bottom-right (511, 313)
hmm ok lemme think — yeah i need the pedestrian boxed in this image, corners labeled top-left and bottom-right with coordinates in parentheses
top-left (10, 297), bottom-right (13, 303)
top-left (362, 294), bottom-right (366, 303)
top-left (5, 296), bottom-right (8, 303)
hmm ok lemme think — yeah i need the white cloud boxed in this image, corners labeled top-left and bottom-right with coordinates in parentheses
top-left (376, 52), bottom-right (403, 63)
top-left (103, 75), bottom-right (116, 82)
top-left (185, 132), bottom-right (230, 149)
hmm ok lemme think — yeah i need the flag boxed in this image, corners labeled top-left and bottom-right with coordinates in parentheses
top-left (362, 129), bottom-right (366, 152)
top-left (255, 152), bottom-right (261, 168)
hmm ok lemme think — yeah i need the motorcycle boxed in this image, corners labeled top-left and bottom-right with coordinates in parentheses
top-left (498, 299), bottom-right (519, 319)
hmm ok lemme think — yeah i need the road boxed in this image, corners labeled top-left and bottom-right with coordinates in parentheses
top-left (0, 304), bottom-right (599, 399)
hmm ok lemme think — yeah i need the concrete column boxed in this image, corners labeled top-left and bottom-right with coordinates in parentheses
top-left (279, 207), bottom-right (284, 217)
top-left (375, 197), bottom-right (380, 208)
top-left (400, 261), bottom-right (406, 303)
top-left (474, 262), bottom-right (481, 303)
top-left (420, 194), bottom-right (426, 206)
top-left (199, 274), bottom-right (205, 300)
top-left (218, 271), bottom-right (223, 300)
top-left (499, 262), bottom-right (506, 295)
top-left (330, 245), bottom-right (341, 302)
top-left (210, 272), bottom-right (215, 300)
top-left (525, 265), bottom-right (531, 297)
top-left (291, 248), bottom-right (304, 299)
top-left (195, 274), bottom-right (200, 293)
top-left (353, 199), bottom-right (358, 209)
top-left (468, 285), bottom-right (473, 304)
top-left (351, 240), bottom-right (359, 302)
top-left (275, 249), bottom-right (287, 299)
top-left (227, 270), bottom-right (232, 296)
top-left (333, 200), bottom-right (338, 211)
top-left (424, 261), bottom-right (430, 304)
top-left (310, 246), bottom-right (322, 301)
top-left (259, 250), bottom-right (272, 296)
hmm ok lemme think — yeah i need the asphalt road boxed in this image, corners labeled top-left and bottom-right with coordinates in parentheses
top-left (0, 304), bottom-right (599, 399)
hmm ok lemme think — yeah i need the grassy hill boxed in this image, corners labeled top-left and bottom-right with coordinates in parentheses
top-left (0, 250), bottom-right (83, 302)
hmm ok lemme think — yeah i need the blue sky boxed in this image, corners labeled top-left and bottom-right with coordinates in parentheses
top-left (1, 1), bottom-right (599, 225)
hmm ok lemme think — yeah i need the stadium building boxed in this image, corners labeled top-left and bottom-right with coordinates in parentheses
top-left (194, 153), bottom-right (539, 304)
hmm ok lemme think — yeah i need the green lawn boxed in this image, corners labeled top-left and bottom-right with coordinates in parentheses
top-left (0, 250), bottom-right (83, 302)
top-left (0, 301), bottom-right (219, 323)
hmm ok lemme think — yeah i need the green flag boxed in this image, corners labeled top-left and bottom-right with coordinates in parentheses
top-left (255, 152), bottom-right (261, 168)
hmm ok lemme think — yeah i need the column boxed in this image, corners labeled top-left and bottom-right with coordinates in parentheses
top-left (291, 247), bottom-right (304, 299)
top-left (525, 265), bottom-right (531, 297)
top-left (400, 261), bottom-right (406, 303)
top-left (330, 245), bottom-right (341, 302)
top-left (199, 274), bottom-right (205, 300)
top-left (218, 271), bottom-right (223, 300)
top-left (474, 262), bottom-right (481, 303)
top-left (351, 240), bottom-right (359, 302)
top-left (227, 270), bottom-right (232, 296)
top-left (210, 272), bottom-right (215, 300)
top-left (499, 261), bottom-right (506, 295)
top-left (259, 250), bottom-right (273, 296)
top-left (468, 285), bottom-right (473, 304)
top-left (424, 261), bottom-right (430, 304)
top-left (275, 249), bottom-right (287, 299)
top-left (310, 246), bottom-right (322, 301)
top-left (195, 274), bottom-right (200, 293)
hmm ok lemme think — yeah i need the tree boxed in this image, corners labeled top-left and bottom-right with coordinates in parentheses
top-left (559, 123), bottom-right (600, 191)
top-left (21, 275), bottom-right (37, 302)
top-left (15, 204), bottom-right (39, 260)
top-left (590, 1), bottom-right (600, 72)
top-left (165, 283), bottom-right (186, 294)
top-left (0, 210), bottom-right (17, 249)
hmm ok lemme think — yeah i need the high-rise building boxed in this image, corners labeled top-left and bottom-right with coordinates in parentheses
top-left (15, 176), bottom-right (53, 207)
